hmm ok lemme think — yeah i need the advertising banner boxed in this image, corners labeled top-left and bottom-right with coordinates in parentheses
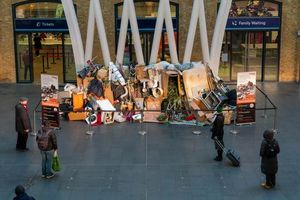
top-left (41, 74), bottom-right (59, 128)
top-left (236, 71), bottom-right (256, 124)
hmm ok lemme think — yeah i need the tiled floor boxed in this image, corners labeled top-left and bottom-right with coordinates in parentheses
top-left (0, 83), bottom-right (299, 200)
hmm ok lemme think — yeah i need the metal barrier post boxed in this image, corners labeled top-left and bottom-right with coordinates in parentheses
top-left (67, 52), bottom-right (70, 68)
top-left (230, 108), bottom-right (239, 134)
top-left (192, 114), bottom-right (201, 135)
top-left (138, 110), bottom-right (147, 135)
top-left (261, 95), bottom-right (267, 118)
top-left (30, 110), bottom-right (38, 136)
top-left (86, 111), bottom-right (94, 135)
top-left (42, 56), bottom-right (46, 73)
top-left (46, 52), bottom-right (49, 69)
top-left (51, 48), bottom-right (56, 64)
top-left (273, 108), bottom-right (278, 134)
top-left (19, 52), bottom-right (23, 69)
top-left (56, 45), bottom-right (60, 60)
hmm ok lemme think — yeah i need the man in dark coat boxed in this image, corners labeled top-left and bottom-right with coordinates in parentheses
top-left (211, 107), bottom-right (225, 161)
top-left (13, 185), bottom-right (35, 200)
top-left (15, 97), bottom-right (32, 151)
top-left (260, 129), bottom-right (280, 189)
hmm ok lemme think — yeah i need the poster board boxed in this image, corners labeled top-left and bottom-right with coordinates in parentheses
top-left (236, 71), bottom-right (256, 124)
top-left (41, 74), bottom-right (59, 107)
top-left (41, 74), bottom-right (59, 128)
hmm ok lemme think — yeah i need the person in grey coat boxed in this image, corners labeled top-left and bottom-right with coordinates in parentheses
top-left (15, 97), bottom-right (32, 151)
top-left (260, 129), bottom-right (280, 189)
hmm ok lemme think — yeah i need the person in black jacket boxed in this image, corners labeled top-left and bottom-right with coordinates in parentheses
top-left (15, 97), bottom-right (32, 151)
top-left (13, 185), bottom-right (35, 200)
top-left (260, 129), bottom-right (280, 189)
top-left (36, 122), bottom-right (58, 179)
top-left (211, 107), bottom-right (225, 161)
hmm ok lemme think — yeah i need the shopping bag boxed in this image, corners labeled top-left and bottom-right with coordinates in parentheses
top-left (52, 151), bottom-right (61, 172)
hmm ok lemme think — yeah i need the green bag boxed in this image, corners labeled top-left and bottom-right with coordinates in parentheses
top-left (52, 151), bottom-right (61, 172)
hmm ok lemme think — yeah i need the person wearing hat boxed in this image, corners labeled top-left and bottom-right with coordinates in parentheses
top-left (211, 106), bottom-right (225, 161)
top-left (13, 185), bottom-right (35, 200)
top-left (260, 129), bottom-right (280, 189)
top-left (15, 97), bottom-right (32, 151)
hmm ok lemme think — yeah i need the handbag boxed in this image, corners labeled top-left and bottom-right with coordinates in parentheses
top-left (52, 151), bottom-right (61, 172)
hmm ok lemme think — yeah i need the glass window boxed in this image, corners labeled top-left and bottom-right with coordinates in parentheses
top-left (64, 34), bottom-right (76, 82)
top-left (264, 31), bottom-right (279, 81)
top-left (16, 34), bottom-right (32, 82)
top-left (16, 2), bottom-right (65, 19)
top-left (117, 2), bottom-right (176, 18)
top-left (229, 0), bottom-right (279, 17)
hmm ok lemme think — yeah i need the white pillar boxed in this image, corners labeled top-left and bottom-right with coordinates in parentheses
top-left (183, 0), bottom-right (200, 64)
top-left (128, 0), bottom-right (145, 65)
top-left (116, 0), bottom-right (129, 65)
top-left (198, 0), bottom-right (210, 65)
top-left (210, 0), bottom-right (232, 75)
top-left (164, 0), bottom-right (179, 64)
top-left (149, 0), bottom-right (165, 64)
top-left (85, 0), bottom-right (95, 62)
top-left (93, 0), bottom-right (111, 66)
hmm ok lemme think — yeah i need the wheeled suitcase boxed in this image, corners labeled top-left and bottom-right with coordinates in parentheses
top-left (215, 139), bottom-right (240, 167)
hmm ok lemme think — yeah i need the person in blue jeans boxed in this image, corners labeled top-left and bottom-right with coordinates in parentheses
top-left (36, 122), bottom-right (58, 179)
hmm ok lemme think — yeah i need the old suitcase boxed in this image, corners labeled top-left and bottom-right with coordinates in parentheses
top-left (215, 139), bottom-right (240, 167)
top-left (68, 112), bottom-right (88, 121)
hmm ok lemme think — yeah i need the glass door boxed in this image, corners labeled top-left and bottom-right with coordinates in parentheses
top-left (264, 31), bottom-right (279, 81)
top-left (16, 33), bottom-right (33, 82)
top-left (231, 32), bottom-right (246, 80)
top-left (230, 32), bottom-right (263, 81)
top-left (31, 33), bottom-right (64, 84)
top-left (63, 34), bottom-right (76, 82)
top-left (247, 32), bottom-right (263, 80)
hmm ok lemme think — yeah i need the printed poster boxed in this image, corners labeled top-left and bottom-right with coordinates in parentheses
top-left (41, 74), bottom-right (59, 107)
top-left (236, 71), bottom-right (256, 124)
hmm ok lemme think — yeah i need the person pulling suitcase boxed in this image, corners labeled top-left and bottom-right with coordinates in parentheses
top-left (211, 106), bottom-right (225, 161)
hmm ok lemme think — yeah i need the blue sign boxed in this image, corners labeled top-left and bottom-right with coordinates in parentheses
top-left (15, 19), bottom-right (69, 32)
top-left (116, 18), bottom-right (177, 32)
top-left (226, 17), bottom-right (280, 30)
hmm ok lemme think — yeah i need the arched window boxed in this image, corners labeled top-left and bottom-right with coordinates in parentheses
top-left (15, 0), bottom-right (65, 19)
top-left (229, 0), bottom-right (280, 17)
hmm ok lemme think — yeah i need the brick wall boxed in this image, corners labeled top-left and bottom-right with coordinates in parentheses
top-left (0, 0), bottom-right (299, 83)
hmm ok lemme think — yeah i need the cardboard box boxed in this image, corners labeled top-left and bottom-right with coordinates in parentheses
top-left (72, 92), bottom-right (84, 111)
top-left (68, 112), bottom-right (88, 121)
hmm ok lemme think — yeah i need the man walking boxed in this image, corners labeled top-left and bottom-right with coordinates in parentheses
top-left (36, 122), bottom-right (58, 179)
top-left (211, 107), bottom-right (225, 161)
top-left (15, 97), bottom-right (31, 151)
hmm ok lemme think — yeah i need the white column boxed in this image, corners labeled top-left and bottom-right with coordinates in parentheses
top-left (128, 0), bottom-right (145, 65)
top-left (85, 0), bottom-right (95, 62)
top-left (61, 0), bottom-right (85, 72)
top-left (183, 0), bottom-right (200, 63)
top-left (93, 0), bottom-right (111, 66)
top-left (164, 0), bottom-right (179, 64)
top-left (116, 0), bottom-right (129, 65)
top-left (198, 0), bottom-right (210, 65)
top-left (210, 0), bottom-right (232, 75)
top-left (149, 0), bottom-right (165, 64)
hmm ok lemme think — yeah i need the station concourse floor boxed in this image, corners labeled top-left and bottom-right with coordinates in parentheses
top-left (0, 82), bottom-right (299, 200)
